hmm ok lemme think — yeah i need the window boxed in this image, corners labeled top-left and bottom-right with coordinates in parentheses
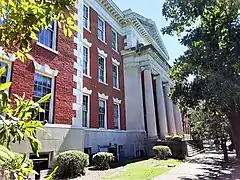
top-left (114, 104), bottom-right (120, 129)
top-left (112, 30), bottom-right (118, 51)
top-left (33, 73), bottom-right (53, 122)
top-left (98, 56), bottom-right (105, 83)
top-left (83, 46), bottom-right (89, 75)
top-left (0, 62), bottom-right (8, 83)
top-left (38, 22), bottom-right (56, 50)
top-left (82, 95), bottom-right (89, 128)
top-left (112, 64), bottom-right (119, 88)
top-left (99, 100), bottom-right (106, 128)
top-left (83, 5), bottom-right (89, 29)
top-left (98, 17), bottom-right (105, 41)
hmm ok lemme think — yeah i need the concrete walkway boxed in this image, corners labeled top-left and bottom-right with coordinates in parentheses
top-left (155, 150), bottom-right (240, 180)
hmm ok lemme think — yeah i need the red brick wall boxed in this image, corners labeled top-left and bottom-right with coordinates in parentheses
top-left (10, 28), bottom-right (76, 125)
top-left (83, 7), bottom-right (126, 130)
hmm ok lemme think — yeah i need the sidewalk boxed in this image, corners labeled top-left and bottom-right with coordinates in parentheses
top-left (154, 150), bottom-right (240, 180)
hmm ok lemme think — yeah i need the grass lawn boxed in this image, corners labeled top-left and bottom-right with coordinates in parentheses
top-left (102, 158), bottom-right (183, 180)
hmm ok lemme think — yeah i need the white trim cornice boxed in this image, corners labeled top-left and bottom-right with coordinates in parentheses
top-left (97, 48), bottom-right (108, 58)
top-left (112, 58), bottom-right (120, 66)
top-left (113, 98), bottom-right (121, 104)
top-left (83, 38), bottom-right (92, 47)
top-left (83, 87), bottom-right (92, 95)
top-left (33, 61), bottom-right (58, 77)
top-left (98, 92), bottom-right (108, 100)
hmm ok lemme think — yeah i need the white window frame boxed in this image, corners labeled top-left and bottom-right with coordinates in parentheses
top-left (33, 61), bottom-right (59, 124)
top-left (112, 29), bottom-right (118, 51)
top-left (33, 72), bottom-right (55, 124)
top-left (83, 4), bottom-right (90, 30)
top-left (82, 94), bottom-right (90, 128)
top-left (98, 16), bottom-right (105, 42)
top-left (98, 99), bottom-right (107, 129)
top-left (112, 58), bottom-right (120, 89)
top-left (98, 55), bottom-right (106, 84)
top-left (83, 38), bottom-right (92, 78)
top-left (113, 103), bottom-right (120, 130)
top-left (37, 22), bottom-right (58, 53)
top-left (83, 46), bottom-right (90, 76)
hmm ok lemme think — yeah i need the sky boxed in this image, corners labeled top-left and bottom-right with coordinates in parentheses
top-left (113, 0), bottom-right (187, 65)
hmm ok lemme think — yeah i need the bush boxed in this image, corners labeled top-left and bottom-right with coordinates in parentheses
top-left (52, 150), bottom-right (89, 179)
top-left (152, 145), bottom-right (172, 159)
top-left (166, 135), bottom-right (183, 141)
top-left (92, 152), bottom-right (114, 170)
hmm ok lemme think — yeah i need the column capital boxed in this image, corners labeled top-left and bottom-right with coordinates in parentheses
top-left (140, 65), bottom-right (151, 71)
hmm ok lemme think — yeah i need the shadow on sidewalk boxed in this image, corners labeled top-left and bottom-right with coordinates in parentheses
top-left (180, 150), bottom-right (240, 180)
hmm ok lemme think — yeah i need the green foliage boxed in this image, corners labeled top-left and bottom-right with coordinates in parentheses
top-left (166, 135), bottom-right (183, 141)
top-left (52, 150), bottom-right (89, 179)
top-left (188, 106), bottom-right (230, 140)
top-left (0, 145), bottom-right (36, 179)
top-left (92, 152), bottom-right (114, 170)
top-left (162, 0), bottom-right (240, 154)
top-left (152, 146), bottom-right (172, 160)
top-left (0, 0), bottom-right (78, 62)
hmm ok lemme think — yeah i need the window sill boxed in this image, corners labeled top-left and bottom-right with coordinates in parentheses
top-left (99, 81), bottom-right (108, 86)
top-left (98, 38), bottom-right (107, 45)
top-left (84, 27), bottom-right (91, 33)
top-left (113, 87), bottom-right (120, 91)
top-left (112, 48), bottom-right (119, 54)
top-left (83, 74), bottom-right (92, 79)
top-left (36, 42), bottom-right (58, 54)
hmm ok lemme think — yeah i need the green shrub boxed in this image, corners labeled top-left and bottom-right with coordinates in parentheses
top-left (52, 150), bottom-right (89, 179)
top-left (152, 145), bottom-right (172, 159)
top-left (92, 152), bottom-right (114, 170)
top-left (166, 135), bottom-right (183, 141)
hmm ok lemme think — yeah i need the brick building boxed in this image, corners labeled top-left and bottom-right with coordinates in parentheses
top-left (0, 0), bottom-right (188, 168)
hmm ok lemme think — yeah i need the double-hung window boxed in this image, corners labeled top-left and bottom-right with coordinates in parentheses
top-left (112, 64), bottom-right (119, 88)
top-left (82, 95), bottom-right (89, 127)
top-left (99, 100), bottom-right (106, 128)
top-left (33, 73), bottom-right (53, 123)
top-left (98, 56), bottom-right (105, 83)
top-left (98, 17), bottom-right (105, 41)
top-left (114, 104), bottom-right (120, 129)
top-left (83, 46), bottom-right (89, 75)
top-left (38, 22), bottom-right (57, 50)
top-left (83, 5), bottom-right (89, 29)
top-left (112, 29), bottom-right (118, 51)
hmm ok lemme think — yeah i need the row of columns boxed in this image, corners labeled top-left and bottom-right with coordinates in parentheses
top-left (143, 68), bottom-right (183, 139)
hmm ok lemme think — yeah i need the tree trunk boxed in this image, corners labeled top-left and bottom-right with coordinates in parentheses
top-left (229, 110), bottom-right (240, 158)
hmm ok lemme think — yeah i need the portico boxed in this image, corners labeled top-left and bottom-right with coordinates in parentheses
top-left (122, 44), bottom-right (183, 140)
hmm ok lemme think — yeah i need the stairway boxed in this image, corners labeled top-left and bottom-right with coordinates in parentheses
top-left (187, 141), bottom-right (204, 157)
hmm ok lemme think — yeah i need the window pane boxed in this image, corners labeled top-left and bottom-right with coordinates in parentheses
top-left (99, 100), bottom-right (105, 128)
top-left (38, 23), bottom-right (55, 49)
top-left (83, 5), bottom-right (88, 28)
top-left (114, 104), bottom-right (120, 129)
top-left (98, 56), bottom-right (105, 82)
top-left (98, 18), bottom-right (104, 41)
top-left (113, 64), bottom-right (118, 88)
top-left (83, 46), bottom-right (88, 75)
top-left (33, 73), bottom-right (52, 122)
top-left (112, 30), bottom-right (117, 50)
top-left (82, 95), bottom-right (88, 127)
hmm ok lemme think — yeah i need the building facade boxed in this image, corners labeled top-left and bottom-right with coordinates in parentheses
top-left (0, 0), bottom-right (187, 167)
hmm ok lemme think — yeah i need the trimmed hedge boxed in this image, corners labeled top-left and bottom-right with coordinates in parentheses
top-left (92, 152), bottom-right (114, 170)
top-left (152, 145), bottom-right (172, 159)
top-left (52, 150), bottom-right (89, 179)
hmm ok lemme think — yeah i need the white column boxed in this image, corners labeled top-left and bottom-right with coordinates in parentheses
top-left (164, 84), bottom-right (176, 135)
top-left (155, 76), bottom-right (168, 139)
top-left (173, 104), bottom-right (183, 135)
top-left (144, 69), bottom-right (158, 139)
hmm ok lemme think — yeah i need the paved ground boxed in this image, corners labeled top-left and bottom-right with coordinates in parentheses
top-left (155, 150), bottom-right (240, 180)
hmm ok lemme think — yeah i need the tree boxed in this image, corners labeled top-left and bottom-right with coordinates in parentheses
top-left (188, 105), bottom-right (230, 140)
top-left (162, 0), bottom-right (240, 157)
top-left (0, 0), bottom-right (78, 178)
